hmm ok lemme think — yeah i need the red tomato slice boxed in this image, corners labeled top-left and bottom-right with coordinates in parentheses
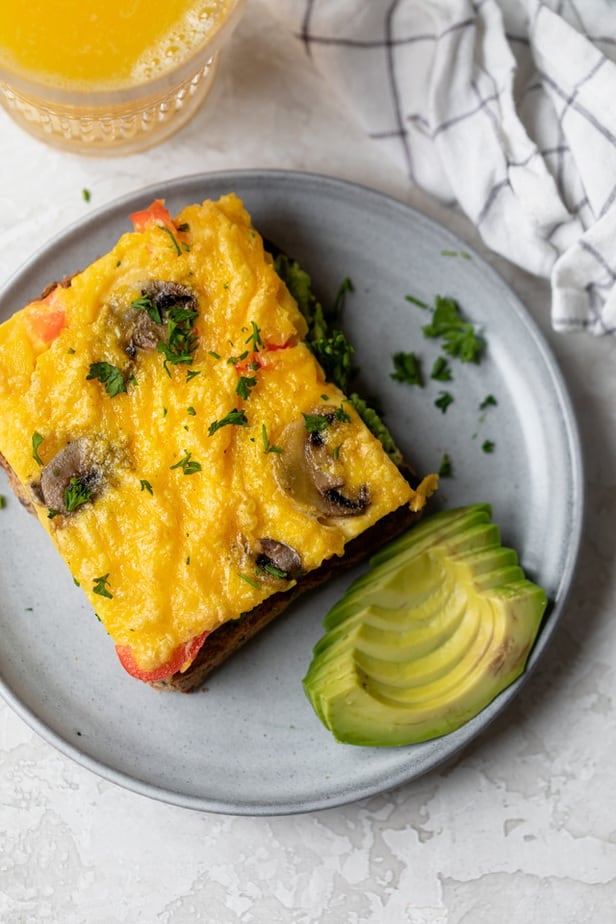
top-left (28, 305), bottom-right (66, 343)
top-left (115, 630), bottom-right (209, 683)
top-left (129, 199), bottom-right (176, 233)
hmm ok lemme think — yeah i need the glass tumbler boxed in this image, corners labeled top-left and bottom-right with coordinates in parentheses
top-left (0, 0), bottom-right (245, 156)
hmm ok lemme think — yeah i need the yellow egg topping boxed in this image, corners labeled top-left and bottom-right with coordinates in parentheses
top-left (0, 194), bottom-right (429, 678)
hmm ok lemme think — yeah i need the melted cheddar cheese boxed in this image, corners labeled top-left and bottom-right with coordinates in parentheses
top-left (0, 195), bottom-right (429, 676)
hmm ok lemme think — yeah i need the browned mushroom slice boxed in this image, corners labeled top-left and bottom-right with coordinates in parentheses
top-left (37, 438), bottom-right (104, 515)
top-left (255, 539), bottom-right (303, 579)
top-left (276, 408), bottom-right (371, 518)
top-left (125, 280), bottom-right (197, 356)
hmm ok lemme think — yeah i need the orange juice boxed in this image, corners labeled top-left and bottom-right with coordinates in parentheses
top-left (0, 0), bottom-right (244, 153)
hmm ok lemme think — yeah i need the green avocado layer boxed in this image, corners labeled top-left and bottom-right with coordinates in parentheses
top-left (303, 504), bottom-right (547, 747)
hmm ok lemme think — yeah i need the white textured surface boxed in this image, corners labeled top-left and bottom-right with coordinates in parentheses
top-left (0, 1), bottom-right (615, 920)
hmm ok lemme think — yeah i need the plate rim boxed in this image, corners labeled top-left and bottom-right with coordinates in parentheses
top-left (0, 169), bottom-right (585, 815)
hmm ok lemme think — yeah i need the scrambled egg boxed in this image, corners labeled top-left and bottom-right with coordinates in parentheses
top-left (0, 195), bottom-right (425, 676)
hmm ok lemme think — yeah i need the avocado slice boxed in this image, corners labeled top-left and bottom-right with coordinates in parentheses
top-left (303, 504), bottom-right (547, 746)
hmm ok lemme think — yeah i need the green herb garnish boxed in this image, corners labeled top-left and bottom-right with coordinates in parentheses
top-left (332, 277), bottom-right (354, 320)
top-left (208, 409), bottom-right (249, 436)
top-left (405, 294), bottom-right (429, 309)
top-left (430, 356), bottom-right (452, 382)
top-left (422, 296), bottom-right (485, 363)
top-left (140, 479), bottom-right (153, 494)
top-left (238, 572), bottom-right (259, 588)
top-left (86, 362), bottom-right (128, 397)
top-left (260, 563), bottom-right (288, 579)
top-left (93, 574), bottom-right (112, 599)
top-left (302, 413), bottom-right (329, 433)
top-left (64, 476), bottom-right (92, 512)
top-left (132, 294), bottom-right (162, 325)
top-left (390, 351), bottom-right (424, 386)
top-left (187, 406), bottom-right (196, 416)
top-left (158, 305), bottom-right (199, 371)
top-left (186, 369), bottom-right (201, 382)
top-left (482, 440), bottom-right (495, 454)
top-left (479, 394), bottom-right (497, 410)
top-left (236, 375), bottom-right (258, 400)
top-left (32, 432), bottom-right (45, 466)
top-left (245, 321), bottom-right (264, 352)
top-left (160, 225), bottom-right (182, 256)
top-left (262, 424), bottom-right (282, 454)
top-left (435, 391), bottom-right (454, 414)
top-left (438, 453), bottom-right (453, 477)
top-left (335, 404), bottom-right (351, 423)
top-left (170, 451), bottom-right (202, 475)
top-left (82, 188), bottom-right (91, 202)
top-left (0, 495), bottom-right (5, 509)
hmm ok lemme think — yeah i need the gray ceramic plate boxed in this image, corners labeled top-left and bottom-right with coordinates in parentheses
top-left (0, 171), bottom-right (583, 815)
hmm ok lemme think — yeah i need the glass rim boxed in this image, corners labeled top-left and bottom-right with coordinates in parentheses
top-left (0, 0), bottom-right (244, 107)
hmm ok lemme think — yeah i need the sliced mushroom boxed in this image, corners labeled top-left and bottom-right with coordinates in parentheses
top-left (276, 408), bottom-right (371, 519)
top-left (125, 280), bottom-right (197, 356)
top-left (255, 538), bottom-right (303, 580)
top-left (37, 439), bottom-right (103, 515)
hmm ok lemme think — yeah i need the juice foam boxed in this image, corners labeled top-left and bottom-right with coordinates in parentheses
top-left (0, 0), bottom-right (231, 90)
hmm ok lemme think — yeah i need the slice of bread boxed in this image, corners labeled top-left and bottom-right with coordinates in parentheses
top-left (0, 195), bottom-right (436, 690)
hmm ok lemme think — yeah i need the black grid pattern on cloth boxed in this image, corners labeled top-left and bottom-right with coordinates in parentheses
top-left (291, 0), bottom-right (616, 334)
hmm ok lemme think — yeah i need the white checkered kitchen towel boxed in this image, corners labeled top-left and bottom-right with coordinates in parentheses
top-left (264, 0), bottom-right (616, 334)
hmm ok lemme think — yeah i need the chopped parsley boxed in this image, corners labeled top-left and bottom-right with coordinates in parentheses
top-left (238, 572), bottom-right (259, 588)
top-left (82, 188), bottom-right (91, 202)
top-left (260, 563), bottom-right (288, 580)
top-left (245, 321), bottom-right (264, 352)
top-left (160, 225), bottom-right (182, 256)
top-left (405, 294), bottom-right (429, 309)
top-left (430, 356), bottom-right (452, 382)
top-left (390, 351), bottom-right (424, 387)
top-left (480, 394), bottom-right (497, 410)
top-left (262, 424), bottom-right (282, 454)
top-left (64, 476), bottom-right (93, 512)
top-left (93, 574), bottom-right (112, 599)
top-left (158, 305), bottom-right (199, 371)
top-left (132, 294), bottom-right (162, 325)
top-left (422, 296), bottom-right (485, 363)
top-left (86, 362), bottom-right (128, 397)
top-left (187, 406), bottom-right (196, 416)
top-left (140, 479), bottom-right (153, 494)
top-left (435, 391), bottom-right (454, 414)
top-left (170, 450), bottom-right (202, 475)
top-left (236, 375), bottom-right (258, 400)
top-left (0, 495), bottom-right (5, 509)
top-left (482, 440), bottom-right (495, 454)
top-left (438, 453), bottom-right (453, 477)
top-left (208, 408), bottom-right (249, 436)
top-left (302, 413), bottom-right (329, 433)
top-left (32, 431), bottom-right (45, 466)
top-left (186, 369), bottom-right (201, 382)
top-left (335, 403), bottom-right (351, 423)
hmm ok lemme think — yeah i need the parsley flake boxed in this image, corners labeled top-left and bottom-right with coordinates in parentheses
top-left (435, 391), bottom-right (454, 414)
top-left (140, 479), bottom-right (153, 494)
top-left (479, 394), bottom-right (497, 410)
top-left (302, 413), bottom-right (329, 433)
top-left (244, 321), bottom-right (264, 352)
top-left (422, 296), bottom-right (485, 363)
top-left (87, 362), bottom-right (128, 397)
top-left (390, 351), bottom-right (424, 387)
top-left (236, 375), bottom-right (258, 400)
top-left (438, 453), bottom-right (453, 478)
top-left (430, 356), bottom-right (453, 382)
top-left (261, 424), bottom-right (282, 454)
top-left (238, 571), bottom-right (259, 588)
top-left (170, 451), bottom-right (202, 475)
top-left (208, 409), bottom-right (249, 435)
top-left (64, 476), bottom-right (93, 512)
top-left (93, 574), bottom-right (112, 599)
top-left (405, 294), bottom-right (429, 309)
top-left (482, 440), bottom-right (495, 454)
top-left (32, 432), bottom-right (45, 466)
top-left (0, 495), bottom-right (5, 509)
top-left (187, 406), bottom-right (196, 416)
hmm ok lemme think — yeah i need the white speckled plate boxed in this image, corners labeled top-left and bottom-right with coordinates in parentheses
top-left (0, 171), bottom-right (583, 815)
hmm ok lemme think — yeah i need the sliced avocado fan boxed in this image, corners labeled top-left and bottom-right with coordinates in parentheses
top-left (303, 504), bottom-right (547, 746)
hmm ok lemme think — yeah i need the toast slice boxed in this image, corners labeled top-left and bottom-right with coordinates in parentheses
top-left (0, 195), bottom-right (436, 690)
